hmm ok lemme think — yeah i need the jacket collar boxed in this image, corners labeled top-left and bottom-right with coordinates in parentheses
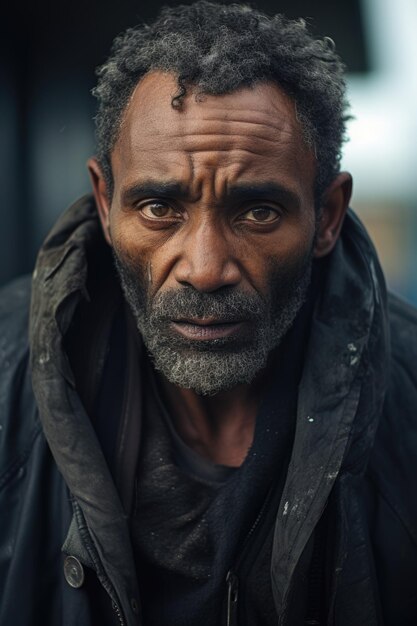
top-left (30, 195), bottom-right (140, 621)
top-left (271, 210), bottom-right (390, 620)
top-left (29, 195), bottom-right (390, 622)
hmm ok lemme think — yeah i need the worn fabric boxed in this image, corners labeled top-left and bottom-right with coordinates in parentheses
top-left (0, 194), bottom-right (417, 626)
top-left (89, 256), bottom-right (310, 625)
top-left (130, 313), bottom-right (302, 626)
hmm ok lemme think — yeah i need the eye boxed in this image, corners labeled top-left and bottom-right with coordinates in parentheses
top-left (140, 201), bottom-right (178, 219)
top-left (242, 206), bottom-right (280, 223)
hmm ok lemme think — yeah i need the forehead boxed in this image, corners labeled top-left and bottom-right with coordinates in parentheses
top-left (111, 71), bottom-right (316, 196)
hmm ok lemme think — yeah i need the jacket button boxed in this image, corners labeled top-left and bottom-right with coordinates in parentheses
top-left (64, 555), bottom-right (85, 588)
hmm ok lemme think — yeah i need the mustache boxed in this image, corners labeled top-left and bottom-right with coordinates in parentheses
top-left (145, 286), bottom-right (268, 322)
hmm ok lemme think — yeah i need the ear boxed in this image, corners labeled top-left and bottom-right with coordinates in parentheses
top-left (87, 157), bottom-right (112, 246)
top-left (314, 172), bottom-right (352, 258)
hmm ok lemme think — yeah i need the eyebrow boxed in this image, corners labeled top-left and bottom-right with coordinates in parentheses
top-left (121, 180), bottom-right (301, 209)
top-left (121, 181), bottom-right (188, 205)
top-left (227, 183), bottom-right (300, 209)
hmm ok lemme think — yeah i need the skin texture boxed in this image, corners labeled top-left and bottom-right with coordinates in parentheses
top-left (89, 71), bottom-right (352, 466)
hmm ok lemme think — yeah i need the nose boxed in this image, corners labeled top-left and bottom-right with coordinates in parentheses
top-left (173, 219), bottom-right (242, 292)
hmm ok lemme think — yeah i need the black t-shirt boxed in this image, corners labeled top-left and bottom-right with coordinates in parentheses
top-left (130, 348), bottom-right (298, 626)
top-left (94, 289), bottom-right (314, 625)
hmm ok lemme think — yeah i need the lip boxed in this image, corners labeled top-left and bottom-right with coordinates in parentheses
top-left (170, 319), bottom-right (246, 340)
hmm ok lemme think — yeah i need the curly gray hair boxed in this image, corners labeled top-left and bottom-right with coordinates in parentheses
top-left (93, 1), bottom-right (349, 204)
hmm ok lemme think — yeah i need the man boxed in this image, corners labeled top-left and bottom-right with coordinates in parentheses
top-left (1, 2), bottom-right (416, 625)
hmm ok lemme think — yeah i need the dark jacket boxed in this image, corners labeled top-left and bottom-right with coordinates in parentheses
top-left (1, 195), bottom-right (417, 626)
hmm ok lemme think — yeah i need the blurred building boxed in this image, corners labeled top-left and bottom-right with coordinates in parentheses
top-left (1, 0), bottom-right (416, 303)
top-left (343, 0), bottom-right (417, 304)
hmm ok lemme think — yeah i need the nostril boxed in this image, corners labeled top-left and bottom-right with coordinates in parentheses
top-left (172, 225), bottom-right (242, 292)
top-left (174, 258), bottom-right (241, 293)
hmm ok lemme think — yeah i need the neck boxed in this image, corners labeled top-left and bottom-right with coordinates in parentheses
top-left (158, 371), bottom-right (269, 468)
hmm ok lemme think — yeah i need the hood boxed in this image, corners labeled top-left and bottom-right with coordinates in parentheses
top-left (271, 210), bottom-right (390, 622)
top-left (29, 195), bottom-right (140, 617)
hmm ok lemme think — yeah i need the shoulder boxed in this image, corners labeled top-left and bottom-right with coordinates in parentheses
top-left (388, 291), bottom-right (417, 358)
top-left (0, 275), bottom-right (42, 488)
top-left (367, 291), bottom-right (417, 545)
top-left (385, 293), bottom-right (417, 432)
top-left (385, 291), bottom-right (417, 430)
top-left (361, 294), bottom-right (417, 617)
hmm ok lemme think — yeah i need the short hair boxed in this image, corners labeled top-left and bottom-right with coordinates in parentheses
top-left (93, 1), bottom-right (349, 204)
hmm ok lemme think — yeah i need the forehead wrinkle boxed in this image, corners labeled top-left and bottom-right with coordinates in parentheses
top-left (139, 118), bottom-right (297, 145)
top-left (130, 135), bottom-right (301, 165)
top-left (117, 142), bottom-right (311, 203)
top-left (113, 76), bottom-right (316, 202)
top-left (169, 151), bottom-right (238, 204)
top-left (190, 158), bottom-right (254, 203)
top-left (186, 152), bottom-right (204, 201)
top-left (180, 141), bottom-right (307, 180)
top-left (187, 151), bottom-right (195, 184)
top-left (129, 92), bottom-right (300, 144)
top-left (161, 132), bottom-right (294, 148)
top-left (128, 116), bottom-right (301, 159)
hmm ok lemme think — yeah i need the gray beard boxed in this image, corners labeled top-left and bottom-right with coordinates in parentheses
top-left (113, 255), bottom-right (312, 396)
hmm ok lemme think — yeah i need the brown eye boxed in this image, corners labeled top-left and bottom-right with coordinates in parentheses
top-left (243, 206), bottom-right (279, 222)
top-left (141, 202), bottom-right (176, 219)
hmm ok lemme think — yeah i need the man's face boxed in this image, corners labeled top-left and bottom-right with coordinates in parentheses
top-left (101, 72), bottom-right (318, 395)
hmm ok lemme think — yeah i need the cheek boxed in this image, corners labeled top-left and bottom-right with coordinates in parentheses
top-left (110, 213), bottom-right (176, 298)
top-left (256, 245), bottom-right (314, 309)
top-left (248, 230), bottom-right (315, 293)
top-left (110, 213), bottom-right (157, 266)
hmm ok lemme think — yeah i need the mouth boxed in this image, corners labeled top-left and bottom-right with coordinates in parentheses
top-left (170, 318), bottom-right (246, 340)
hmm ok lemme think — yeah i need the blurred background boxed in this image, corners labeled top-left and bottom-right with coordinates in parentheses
top-left (1, 0), bottom-right (416, 303)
